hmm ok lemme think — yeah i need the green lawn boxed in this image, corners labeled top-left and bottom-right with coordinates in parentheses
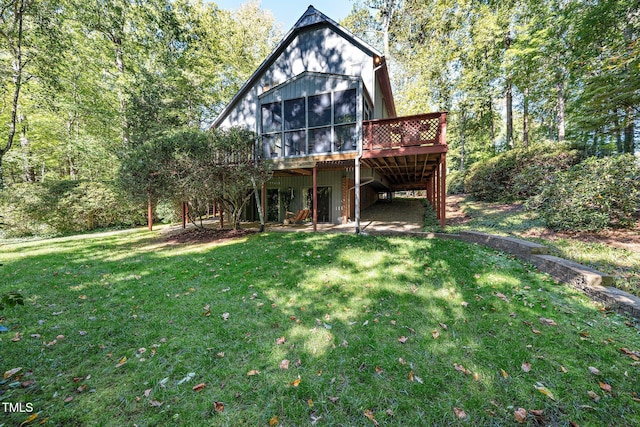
top-left (436, 196), bottom-right (640, 297)
top-left (1, 229), bottom-right (640, 426)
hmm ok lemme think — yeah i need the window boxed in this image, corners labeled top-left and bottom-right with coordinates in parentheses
top-left (309, 93), bottom-right (331, 127)
top-left (334, 89), bottom-right (356, 124)
top-left (261, 87), bottom-right (359, 158)
top-left (284, 98), bottom-right (305, 130)
top-left (261, 102), bottom-right (281, 133)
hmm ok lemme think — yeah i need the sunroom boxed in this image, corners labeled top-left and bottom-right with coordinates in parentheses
top-left (258, 72), bottom-right (370, 159)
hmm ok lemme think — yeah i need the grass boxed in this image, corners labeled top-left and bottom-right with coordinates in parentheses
top-left (1, 228), bottom-right (640, 426)
top-left (436, 195), bottom-right (640, 297)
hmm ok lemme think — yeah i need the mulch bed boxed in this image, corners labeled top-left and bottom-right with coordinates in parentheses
top-left (163, 227), bottom-right (258, 244)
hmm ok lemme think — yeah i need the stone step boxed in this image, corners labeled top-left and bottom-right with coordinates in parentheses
top-left (459, 231), bottom-right (548, 257)
top-left (528, 254), bottom-right (614, 288)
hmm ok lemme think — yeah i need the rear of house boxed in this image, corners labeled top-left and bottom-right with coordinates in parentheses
top-left (213, 5), bottom-right (447, 230)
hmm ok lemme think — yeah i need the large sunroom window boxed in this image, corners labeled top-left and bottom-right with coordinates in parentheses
top-left (261, 88), bottom-right (358, 158)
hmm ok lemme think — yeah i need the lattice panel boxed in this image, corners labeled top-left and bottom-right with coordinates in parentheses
top-left (365, 115), bottom-right (441, 150)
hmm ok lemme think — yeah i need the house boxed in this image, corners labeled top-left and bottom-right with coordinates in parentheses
top-left (212, 5), bottom-right (447, 232)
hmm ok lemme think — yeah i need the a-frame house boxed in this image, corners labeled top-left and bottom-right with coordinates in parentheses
top-left (213, 5), bottom-right (447, 231)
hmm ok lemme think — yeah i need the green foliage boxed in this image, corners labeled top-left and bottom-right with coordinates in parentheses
top-left (531, 154), bottom-right (640, 232)
top-left (446, 169), bottom-right (466, 195)
top-left (0, 181), bottom-right (145, 237)
top-left (0, 291), bottom-right (24, 310)
top-left (464, 145), bottom-right (582, 202)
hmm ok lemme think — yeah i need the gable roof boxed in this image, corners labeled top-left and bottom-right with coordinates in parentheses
top-left (212, 5), bottom-right (395, 128)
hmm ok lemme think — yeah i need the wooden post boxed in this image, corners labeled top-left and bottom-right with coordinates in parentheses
top-left (181, 202), bottom-right (187, 229)
top-left (440, 154), bottom-right (447, 228)
top-left (147, 196), bottom-right (153, 231)
top-left (312, 166), bottom-right (318, 232)
top-left (261, 181), bottom-right (266, 225)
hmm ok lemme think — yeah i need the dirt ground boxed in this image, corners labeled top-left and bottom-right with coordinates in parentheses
top-left (446, 194), bottom-right (640, 253)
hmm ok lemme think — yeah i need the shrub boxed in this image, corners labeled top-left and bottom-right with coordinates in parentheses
top-left (464, 145), bottom-right (582, 202)
top-left (530, 154), bottom-right (640, 231)
top-left (446, 169), bottom-right (466, 195)
top-left (0, 180), bottom-right (146, 237)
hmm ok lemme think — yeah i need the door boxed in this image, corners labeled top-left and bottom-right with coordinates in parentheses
top-left (267, 189), bottom-right (279, 222)
top-left (305, 187), bottom-right (331, 223)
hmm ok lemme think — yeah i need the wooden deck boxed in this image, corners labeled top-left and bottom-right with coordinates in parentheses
top-left (362, 112), bottom-right (447, 226)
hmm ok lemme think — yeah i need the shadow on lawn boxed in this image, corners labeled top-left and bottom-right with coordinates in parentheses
top-left (1, 231), bottom-right (638, 425)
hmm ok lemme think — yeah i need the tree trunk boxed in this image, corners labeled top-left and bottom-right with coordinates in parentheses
top-left (624, 105), bottom-right (634, 153)
top-left (523, 87), bottom-right (529, 148)
top-left (114, 43), bottom-right (129, 147)
top-left (459, 109), bottom-right (466, 171)
top-left (506, 78), bottom-right (513, 148)
top-left (19, 114), bottom-right (33, 182)
top-left (556, 79), bottom-right (565, 142)
top-left (0, 0), bottom-right (26, 189)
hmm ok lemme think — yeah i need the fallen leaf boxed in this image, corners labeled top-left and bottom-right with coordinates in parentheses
top-left (522, 362), bottom-right (531, 373)
top-left (588, 390), bottom-right (600, 402)
top-left (291, 377), bottom-right (301, 387)
top-left (12, 332), bottom-right (21, 342)
top-left (221, 312), bottom-right (229, 321)
top-left (78, 331), bottom-right (87, 336)
top-left (280, 359), bottom-right (289, 370)
top-left (530, 409), bottom-right (544, 417)
top-left (620, 348), bottom-right (640, 361)
top-left (64, 396), bottom-right (74, 403)
top-left (496, 292), bottom-right (510, 302)
top-left (4, 367), bottom-right (22, 379)
top-left (307, 399), bottom-right (313, 408)
top-left (514, 407), bottom-right (527, 423)
top-left (398, 358), bottom-right (406, 365)
top-left (569, 422), bottom-right (579, 427)
top-left (269, 415), bottom-right (278, 426)
top-left (76, 384), bottom-right (87, 393)
top-left (375, 366), bottom-right (383, 374)
top-left (535, 383), bottom-right (556, 401)
top-left (247, 369), bottom-right (260, 376)
top-left (439, 322), bottom-right (448, 330)
top-left (539, 317), bottom-right (557, 326)
top-left (19, 413), bottom-right (38, 426)
top-left (461, 301), bottom-right (469, 307)
top-left (500, 369), bottom-right (508, 378)
top-left (408, 370), bottom-right (415, 382)
top-left (599, 382), bottom-right (612, 393)
top-left (116, 356), bottom-right (127, 368)
top-left (30, 334), bottom-right (41, 339)
top-left (150, 400), bottom-right (163, 407)
top-left (364, 409), bottom-right (379, 426)
top-left (532, 327), bottom-right (541, 334)
top-left (560, 366), bottom-right (568, 373)
top-left (453, 407), bottom-right (467, 419)
top-left (473, 372), bottom-right (479, 381)
top-left (144, 388), bottom-right (151, 398)
top-left (276, 336), bottom-right (286, 345)
top-left (432, 329), bottom-right (440, 339)
top-left (588, 366), bottom-right (600, 375)
top-left (328, 396), bottom-right (339, 403)
top-left (454, 364), bottom-right (472, 375)
top-left (398, 336), bottom-right (408, 344)
top-left (193, 383), bottom-right (206, 392)
top-left (21, 380), bottom-right (35, 388)
top-left (214, 401), bottom-right (224, 413)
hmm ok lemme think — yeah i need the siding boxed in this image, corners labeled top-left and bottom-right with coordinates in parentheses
top-left (220, 26), bottom-right (376, 131)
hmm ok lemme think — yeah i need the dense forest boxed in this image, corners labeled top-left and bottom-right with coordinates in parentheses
top-left (0, 0), bottom-right (638, 236)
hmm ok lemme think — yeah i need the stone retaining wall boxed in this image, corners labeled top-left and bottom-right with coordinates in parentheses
top-left (449, 231), bottom-right (639, 320)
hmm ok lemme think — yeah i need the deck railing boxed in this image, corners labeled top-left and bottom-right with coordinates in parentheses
top-left (362, 112), bottom-right (447, 151)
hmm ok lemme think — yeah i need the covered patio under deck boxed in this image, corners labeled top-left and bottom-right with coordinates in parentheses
top-left (264, 112), bottom-right (448, 232)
